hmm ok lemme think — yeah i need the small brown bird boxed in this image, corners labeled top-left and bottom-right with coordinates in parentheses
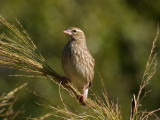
top-left (62, 27), bottom-right (95, 102)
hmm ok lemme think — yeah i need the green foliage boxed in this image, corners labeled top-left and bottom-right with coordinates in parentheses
top-left (0, 0), bottom-right (160, 119)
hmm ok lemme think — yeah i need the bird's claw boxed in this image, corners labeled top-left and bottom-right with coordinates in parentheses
top-left (60, 76), bottom-right (70, 85)
top-left (77, 95), bottom-right (86, 106)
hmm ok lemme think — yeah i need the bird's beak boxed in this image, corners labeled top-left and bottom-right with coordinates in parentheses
top-left (63, 29), bottom-right (72, 36)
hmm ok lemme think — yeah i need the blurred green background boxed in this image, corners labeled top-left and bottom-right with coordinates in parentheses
top-left (0, 0), bottom-right (160, 119)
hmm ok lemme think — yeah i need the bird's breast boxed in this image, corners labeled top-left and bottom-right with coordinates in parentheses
top-left (62, 42), bottom-right (94, 88)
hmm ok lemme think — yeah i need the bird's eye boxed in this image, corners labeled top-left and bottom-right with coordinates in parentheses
top-left (72, 29), bottom-right (77, 33)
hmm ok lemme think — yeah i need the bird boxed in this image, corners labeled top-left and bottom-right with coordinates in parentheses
top-left (62, 27), bottom-right (95, 103)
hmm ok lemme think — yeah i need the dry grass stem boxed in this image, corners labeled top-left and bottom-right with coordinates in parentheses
top-left (0, 15), bottom-right (82, 105)
top-left (0, 83), bottom-right (27, 119)
top-left (129, 25), bottom-right (160, 120)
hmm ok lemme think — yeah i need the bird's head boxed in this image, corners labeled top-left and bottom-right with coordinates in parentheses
top-left (63, 27), bottom-right (86, 43)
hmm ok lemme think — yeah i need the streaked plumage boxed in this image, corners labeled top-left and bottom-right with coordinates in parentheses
top-left (62, 27), bottom-right (95, 99)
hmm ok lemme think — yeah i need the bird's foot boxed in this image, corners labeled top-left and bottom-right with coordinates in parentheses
top-left (60, 76), bottom-right (70, 85)
top-left (77, 95), bottom-right (86, 106)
